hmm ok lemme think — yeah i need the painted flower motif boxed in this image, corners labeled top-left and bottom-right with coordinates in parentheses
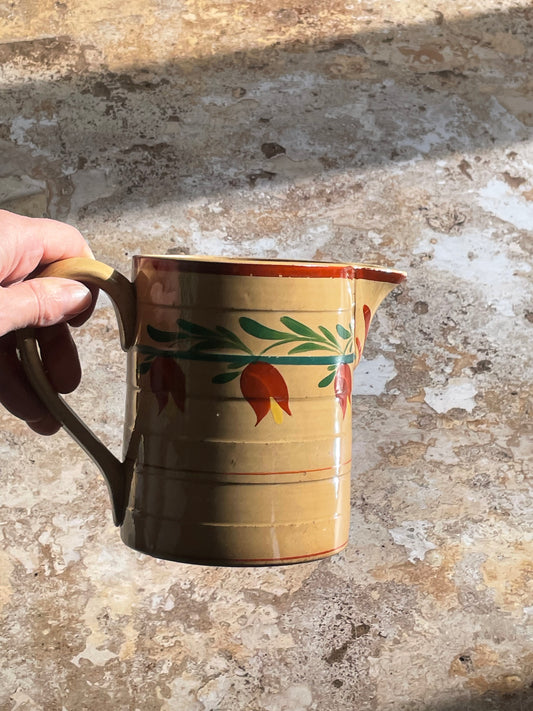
top-left (356, 304), bottom-right (372, 365)
top-left (363, 304), bottom-right (372, 339)
top-left (144, 314), bottom-right (359, 424)
top-left (240, 362), bottom-right (292, 426)
top-left (149, 356), bottom-right (186, 413)
top-left (334, 362), bottom-right (352, 418)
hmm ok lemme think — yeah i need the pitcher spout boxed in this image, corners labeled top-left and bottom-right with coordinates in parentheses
top-left (353, 264), bottom-right (406, 363)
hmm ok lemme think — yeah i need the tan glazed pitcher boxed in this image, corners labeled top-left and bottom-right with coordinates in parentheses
top-left (17, 255), bottom-right (406, 566)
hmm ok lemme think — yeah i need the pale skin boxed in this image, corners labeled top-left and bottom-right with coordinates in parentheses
top-left (0, 209), bottom-right (94, 435)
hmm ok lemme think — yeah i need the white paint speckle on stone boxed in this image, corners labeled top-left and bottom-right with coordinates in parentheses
top-left (9, 116), bottom-right (57, 156)
top-left (478, 177), bottom-right (533, 231)
top-left (197, 674), bottom-right (233, 710)
top-left (10, 689), bottom-right (39, 711)
top-left (424, 377), bottom-right (477, 414)
top-left (0, 175), bottom-right (46, 204)
top-left (261, 684), bottom-right (313, 711)
top-left (354, 354), bottom-right (397, 396)
top-left (415, 227), bottom-right (530, 317)
top-left (160, 674), bottom-right (203, 711)
top-left (389, 521), bottom-right (437, 563)
top-left (71, 644), bottom-right (118, 667)
top-left (68, 169), bottom-right (117, 220)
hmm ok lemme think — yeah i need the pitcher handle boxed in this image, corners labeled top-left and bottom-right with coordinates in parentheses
top-left (15, 258), bottom-right (137, 526)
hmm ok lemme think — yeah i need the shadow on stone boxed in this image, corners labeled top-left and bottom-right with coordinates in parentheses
top-left (425, 686), bottom-right (533, 711)
top-left (0, 7), bottom-right (532, 219)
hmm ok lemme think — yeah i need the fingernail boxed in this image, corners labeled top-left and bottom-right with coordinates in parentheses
top-left (62, 283), bottom-right (92, 316)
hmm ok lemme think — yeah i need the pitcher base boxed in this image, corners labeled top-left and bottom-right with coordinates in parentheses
top-left (120, 535), bottom-right (348, 566)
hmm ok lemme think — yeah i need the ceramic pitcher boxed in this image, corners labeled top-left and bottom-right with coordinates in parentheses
top-left (17, 255), bottom-right (405, 565)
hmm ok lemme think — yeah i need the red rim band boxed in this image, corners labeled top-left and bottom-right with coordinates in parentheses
top-left (135, 255), bottom-right (406, 283)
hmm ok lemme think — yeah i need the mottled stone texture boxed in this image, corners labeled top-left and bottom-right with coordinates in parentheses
top-left (1, 1), bottom-right (532, 709)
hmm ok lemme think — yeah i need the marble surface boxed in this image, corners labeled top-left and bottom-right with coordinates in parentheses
top-left (1, 1), bottom-right (532, 709)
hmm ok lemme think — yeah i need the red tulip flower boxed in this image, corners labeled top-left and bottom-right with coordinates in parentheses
top-left (355, 304), bottom-right (372, 365)
top-left (363, 304), bottom-right (372, 339)
top-left (149, 356), bottom-right (186, 413)
top-left (334, 362), bottom-right (352, 418)
top-left (240, 361), bottom-right (292, 426)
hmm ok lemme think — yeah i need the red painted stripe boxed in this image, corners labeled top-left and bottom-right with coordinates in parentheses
top-left (355, 266), bottom-right (407, 284)
top-left (228, 539), bottom-right (349, 564)
top-left (222, 458), bottom-right (352, 477)
top-left (140, 256), bottom-right (354, 278)
top-left (135, 255), bottom-right (406, 282)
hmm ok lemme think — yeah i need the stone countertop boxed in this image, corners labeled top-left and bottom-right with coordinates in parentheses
top-left (0, 1), bottom-right (532, 709)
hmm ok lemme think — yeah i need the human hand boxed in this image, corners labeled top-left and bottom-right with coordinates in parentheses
top-left (0, 209), bottom-right (94, 435)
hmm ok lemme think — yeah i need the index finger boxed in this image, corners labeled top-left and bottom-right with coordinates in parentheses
top-left (0, 210), bottom-right (94, 285)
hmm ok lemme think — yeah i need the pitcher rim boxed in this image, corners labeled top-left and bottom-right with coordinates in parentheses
top-left (133, 254), bottom-right (407, 283)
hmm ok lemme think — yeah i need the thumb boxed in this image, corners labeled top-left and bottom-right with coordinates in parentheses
top-left (0, 277), bottom-right (92, 337)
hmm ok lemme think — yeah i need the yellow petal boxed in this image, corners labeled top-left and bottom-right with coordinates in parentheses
top-left (269, 397), bottom-right (284, 424)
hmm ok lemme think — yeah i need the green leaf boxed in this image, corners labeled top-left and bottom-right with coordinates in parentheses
top-left (189, 339), bottom-right (228, 351)
top-left (327, 364), bottom-right (339, 371)
top-left (216, 326), bottom-right (252, 353)
top-left (318, 371), bottom-right (336, 388)
top-left (147, 325), bottom-right (179, 343)
top-left (212, 371), bottom-right (241, 384)
top-left (227, 361), bottom-right (246, 370)
top-left (177, 319), bottom-right (214, 338)
top-left (288, 343), bottom-right (333, 354)
top-left (280, 316), bottom-right (319, 339)
top-left (336, 324), bottom-right (352, 340)
top-left (319, 326), bottom-right (339, 346)
top-left (138, 360), bottom-right (153, 375)
top-left (239, 317), bottom-right (289, 341)
top-left (259, 337), bottom-right (305, 355)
